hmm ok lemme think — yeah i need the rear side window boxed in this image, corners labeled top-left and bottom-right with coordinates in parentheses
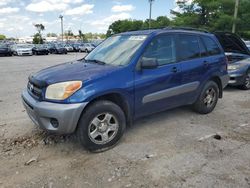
top-left (142, 34), bottom-right (176, 66)
top-left (178, 34), bottom-right (200, 61)
top-left (201, 36), bottom-right (221, 55)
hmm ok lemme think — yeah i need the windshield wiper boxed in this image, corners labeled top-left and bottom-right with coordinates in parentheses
top-left (87, 59), bottom-right (106, 65)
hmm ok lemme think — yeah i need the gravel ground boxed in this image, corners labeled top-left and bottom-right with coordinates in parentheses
top-left (0, 53), bottom-right (250, 188)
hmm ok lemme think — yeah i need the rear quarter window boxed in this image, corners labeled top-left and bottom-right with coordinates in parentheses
top-left (201, 36), bottom-right (221, 56)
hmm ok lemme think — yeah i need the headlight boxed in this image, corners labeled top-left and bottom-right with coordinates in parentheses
top-left (45, 81), bottom-right (82, 100)
top-left (228, 64), bottom-right (246, 70)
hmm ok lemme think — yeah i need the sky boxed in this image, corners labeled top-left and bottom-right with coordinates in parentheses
top-left (0, 0), bottom-right (178, 38)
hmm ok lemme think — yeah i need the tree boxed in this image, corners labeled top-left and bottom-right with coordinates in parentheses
top-left (33, 33), bottom-right (42, 44)
top-left (171, 0), bottom-right (250, 38)
top-left (106, 17), bottom-right (170, 37)
top-left (47, 33), bottom-right (57, 37)
top-left (0, 34), bottom-right (6, 40)
top-left (105, 0), bottom-right (250, 39)
top-left (34, 24), bottom-right (45, 44)
top-left (78, 30), bottom-right (87, 41)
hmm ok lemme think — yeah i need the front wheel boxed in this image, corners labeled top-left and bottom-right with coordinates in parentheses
top-left (76, 100), bottom-right (126, 152)
top-left (192, 81), bottom-right (219, 114)
top-left (239, 70), bottom-right (250, 90)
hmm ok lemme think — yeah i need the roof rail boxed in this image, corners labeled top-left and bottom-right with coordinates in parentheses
top-left (164, 26), bottom-right (209, 33)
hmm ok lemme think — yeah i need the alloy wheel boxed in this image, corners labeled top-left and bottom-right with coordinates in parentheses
top-left (203, 87), bottom-right (216, 107)
top-left (88, 113), bottom-right (119, 145)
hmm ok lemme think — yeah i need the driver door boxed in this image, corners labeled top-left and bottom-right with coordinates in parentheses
top-left (134, 34), bottom-right (183, 118)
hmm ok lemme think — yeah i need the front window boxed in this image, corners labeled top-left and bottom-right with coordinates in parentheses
top-left (141, 34), bottom-right (177, 66)
top-left (85, 35), bottom-right (147, 66)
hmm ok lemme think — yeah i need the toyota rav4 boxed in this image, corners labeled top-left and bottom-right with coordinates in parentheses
top-left (22, 28), bottom-right (229, 151)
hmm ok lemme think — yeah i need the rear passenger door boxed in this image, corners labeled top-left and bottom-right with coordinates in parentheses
top-left (176, 34), bottom-right (212, 103)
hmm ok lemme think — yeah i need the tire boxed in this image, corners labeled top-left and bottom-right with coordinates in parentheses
top-left (192, 81), bottom-right (219, 114)
top-left (239, 70), bottom-right (250, 90)
top-left (76, 100), bottom-right (126, 152)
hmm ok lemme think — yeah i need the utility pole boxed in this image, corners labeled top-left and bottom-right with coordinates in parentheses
top-left (232, 0), bottom-right (240, 33)
top-left (59, 15), bottom-right (64, 41)
top-left (149, 0), bottom-right (154, 29)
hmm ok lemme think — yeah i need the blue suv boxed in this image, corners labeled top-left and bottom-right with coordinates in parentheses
top-left (22, 28), bottom-right (229, 151)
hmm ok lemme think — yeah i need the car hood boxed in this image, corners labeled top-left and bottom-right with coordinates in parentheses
top-left (232, 57), bottom-right (250, 65)
top-left (0, 47), bottom-right (8, 51)
top-left (214, 32), bottom-right (250, 55)
top-left (36, 48), bottom-right (47, 50)
top-left (29, 60), bottom-right (121, 86)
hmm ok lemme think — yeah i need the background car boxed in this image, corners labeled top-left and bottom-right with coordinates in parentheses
top-left (48, 44), bottom-right (67, 54)
top-left (0, 43), bottom-right (12, 56)
top-left (245, 41), bottom-right (250, 50)
top-left (215, 32), bottom-right (250, 90)
top-left (79, 43), bottom-right (95, 53)
top-left (12, 44), bottom-right (33, 56)
top-left (72, 43), bottom-right (81, 52)
top-left (64, 44), bottom-right (74, 52)
top-left (55, 44), bottom-right (67, 54)
top-left (215, 32), bottom-right (250, 63)
top-left (32, 44), bottom-right (49, 55)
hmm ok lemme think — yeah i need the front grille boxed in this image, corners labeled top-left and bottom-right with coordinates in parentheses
top-left (27, 82), bottom-right (43, 99)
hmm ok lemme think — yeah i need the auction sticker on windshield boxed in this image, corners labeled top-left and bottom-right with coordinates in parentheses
top-left (128, 35), bottom-right (147, 41)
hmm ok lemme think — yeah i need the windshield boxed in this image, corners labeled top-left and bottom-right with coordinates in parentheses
top-left (17, 44), bottom-right (33, 48)
top-left (36, 44), bottom-right (46, 48)
top-left (56, 44), bottom-right (63, 48)
top-left (85, 35), bottom-right (147, 66)
top-left (0, 44), bottom-right (8, 48)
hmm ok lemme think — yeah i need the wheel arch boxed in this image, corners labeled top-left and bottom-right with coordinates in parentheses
top-left (78, 92), bottom-right (132, 129)
top-left (210, 76), bottom-right (223, 98)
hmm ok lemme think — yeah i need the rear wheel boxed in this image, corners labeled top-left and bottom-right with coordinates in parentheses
top-left (76, 100), bottom-right (126, 152)
top-left (239, 70), bottom-right (250, 90)
top-left (192, 81), bottom-right (219, 114)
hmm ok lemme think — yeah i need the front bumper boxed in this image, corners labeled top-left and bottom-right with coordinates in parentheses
top-left (228, 72), bottom-right (245, 86)
top-left (18, 51), bottom-right (32, 56)
top-left (22, 89), bottom-right (88, 134)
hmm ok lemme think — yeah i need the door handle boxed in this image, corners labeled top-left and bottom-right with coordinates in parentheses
top-left (171, 67), bottom-right (178, 73)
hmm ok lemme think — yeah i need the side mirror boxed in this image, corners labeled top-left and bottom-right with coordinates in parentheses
top-left (140, 57), bottom-right (158, 69)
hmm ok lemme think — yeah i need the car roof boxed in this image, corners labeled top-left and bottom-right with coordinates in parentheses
top-left (119, 27), bottom-right (213, 36)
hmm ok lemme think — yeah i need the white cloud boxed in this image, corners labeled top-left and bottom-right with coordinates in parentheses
top-left (91, 13), bottom-right (131, 31)
top-left (26, 1), bottom-right (68, 12)
top-left (0, 2), bottom-right (7, 6)
top-left (46, 0), bottom-right (84, 4)
top-left (111, 4), bottom-right (135, 12)
top-left (0, 7), bottom-right (19, 14)
top-left (0, 0), bottom-right (14, 7)
top-left (65, 4), bottom-right (94, 15)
